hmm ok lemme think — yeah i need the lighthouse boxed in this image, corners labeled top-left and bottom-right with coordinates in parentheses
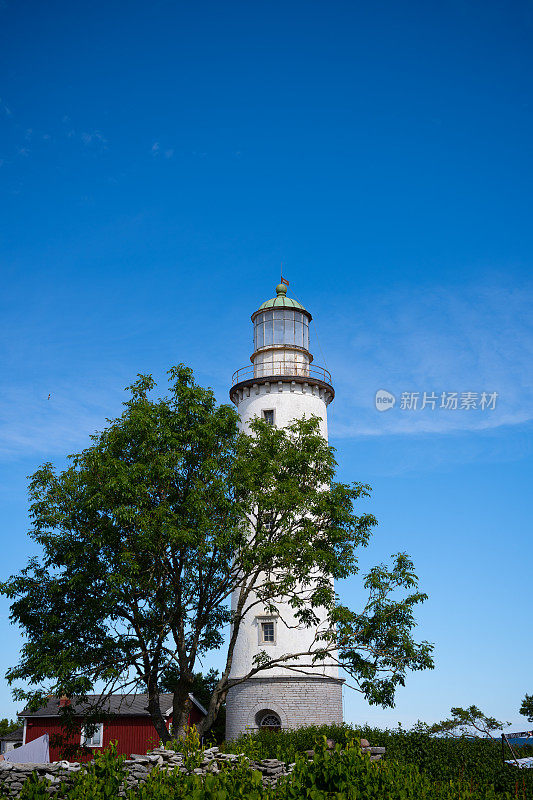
top-left (225, 281), bottom-right (343, 740)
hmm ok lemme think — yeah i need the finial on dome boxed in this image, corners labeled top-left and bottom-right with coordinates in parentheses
top-left (276, 282), bottom-right (288, 297)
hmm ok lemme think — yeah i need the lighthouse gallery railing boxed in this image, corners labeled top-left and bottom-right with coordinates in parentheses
top-left (231, 363), bottom-right (332, 387)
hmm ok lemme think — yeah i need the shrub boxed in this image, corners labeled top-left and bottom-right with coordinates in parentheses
top-left (226, 724), bottom-right (533, 797)
top-left (0, 729), bottom-right (527, 800)
top-left (224, 723), bottom-right (356, 762)
top-left (277, 737), bottom-right (512, 800)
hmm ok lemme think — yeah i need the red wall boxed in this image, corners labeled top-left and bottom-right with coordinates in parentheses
top-left (25, 706), bottom-right (205, 762)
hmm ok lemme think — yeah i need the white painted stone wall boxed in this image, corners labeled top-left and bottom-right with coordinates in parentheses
top-left (229, 379), bottom-right (337, 681)
top-left (233, 380), bottom-right (330, 437)
top-left (226, 678), bottom-right (343, 741)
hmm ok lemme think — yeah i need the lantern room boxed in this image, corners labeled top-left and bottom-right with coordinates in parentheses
top-left (253, 305), bottom-right (310, 351)
top-left (250, 283), bottom-right (312, 379)
top-left (230, 282), bottom-right (333, 395)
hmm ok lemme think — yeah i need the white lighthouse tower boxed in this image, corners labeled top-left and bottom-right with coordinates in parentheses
top-left (225, 281), bottom-right (343, 740)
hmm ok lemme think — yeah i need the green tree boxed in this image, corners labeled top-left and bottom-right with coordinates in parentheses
top-left (2, 366), bottom-right (433, 742)
top-left (0, 719), bottom-right (20, 738)
top-left (428, 705), bottom-right (510, 739)
top-left (520, 694), bottom-right (533, 723)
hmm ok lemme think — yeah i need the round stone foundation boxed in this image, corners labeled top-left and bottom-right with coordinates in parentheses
top-left (225, 676), bottom-right (343, 741)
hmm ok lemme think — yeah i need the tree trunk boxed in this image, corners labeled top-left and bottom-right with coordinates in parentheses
top-left (172, 680), bottom-right (193, 738)
top-left (197, 684), bottom-right (228, 737)
top-left (147, 693), bottom-right (172, 744)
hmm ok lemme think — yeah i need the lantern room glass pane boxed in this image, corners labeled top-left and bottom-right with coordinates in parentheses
top-left (283, 309), bottom-right (294, 345)
top-left (256, 322), bottom-right (264, 349)
top-left (264, 311), bottom-right (273, 345)
top-left (294, 319), bottom-right (303, 348)
top-left (273, 310), bottom-right (283, 344)
top-left (284, 309), bottom-right (294, 324)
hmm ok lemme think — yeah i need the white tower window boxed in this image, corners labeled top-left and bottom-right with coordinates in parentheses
top-left (259, 619), bottom-right (276, 644)
top-left (262, 409), bottom-right (275, 425)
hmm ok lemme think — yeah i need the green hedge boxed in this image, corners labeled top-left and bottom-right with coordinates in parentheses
top-left (2, 737), bottom-right (518, 800)
top-left (225, 725), bottom-right (533, 797)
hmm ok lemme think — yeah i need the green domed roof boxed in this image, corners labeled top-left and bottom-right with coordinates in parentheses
top-left (256, 283), bottom-right (310, 314)
top-left (258, 296), bottom-right (306, 311)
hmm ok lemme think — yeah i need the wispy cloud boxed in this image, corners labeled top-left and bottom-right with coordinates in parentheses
top-left (80, 130), bottom-right (107, 148)
top-left (151, 142), bottom-right (174, 158)
top-left (0, 102), bottom-right (107, 160)
top-left (0, 381), bottom-right (124, 460)
top-left (326, 281), bottom-right (533, 438)
top-left (1, 280), bottom-right (529, 458)
top-left (0, 98), bottom-right (12, 116)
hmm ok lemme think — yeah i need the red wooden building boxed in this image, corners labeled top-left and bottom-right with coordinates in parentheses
top-left (19, 694), bottom-right (207, 762)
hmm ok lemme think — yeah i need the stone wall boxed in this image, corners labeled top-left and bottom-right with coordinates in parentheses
top-left (0, 739), bottom-right (385, 797)
top-left (225, 676), bottom-right (343, 741)
top-left (0, 761), bottom-right (80, 796)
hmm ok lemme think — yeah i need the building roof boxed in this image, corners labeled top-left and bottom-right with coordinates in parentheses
top-left (18, 694), bottom-right (207, 719)
top-left (258, 295), bottom-right (306, 311)
top-left (0, 726), bottom-right (23, 743)
top-left (255, 282), bottom-right (310, 316)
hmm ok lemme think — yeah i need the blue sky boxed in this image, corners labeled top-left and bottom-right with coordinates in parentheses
top-left (1, 0), bottom-right (532, 730)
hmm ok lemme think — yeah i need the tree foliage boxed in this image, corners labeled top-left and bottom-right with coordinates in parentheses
top-left (520, 694), bottom-right (533, 723)
top-left (0, 718), bottom-right (20, 738)
top-left (427, 706), bottom-right (510, 740)
top-left (1, 365), bottom-right (433, 742)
